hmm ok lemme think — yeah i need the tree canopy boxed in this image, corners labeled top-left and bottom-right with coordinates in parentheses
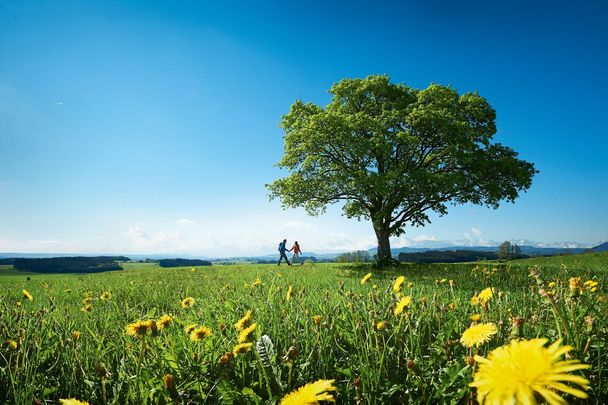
top-left (267, 75), bottom-right (537, 263)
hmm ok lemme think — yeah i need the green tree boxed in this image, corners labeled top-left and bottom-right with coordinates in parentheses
top-left (267, 75), bottom-right (537, 263)
top-left (499, 241), bottom-right (513, 259)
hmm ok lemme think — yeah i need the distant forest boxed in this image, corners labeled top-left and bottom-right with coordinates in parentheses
top-left (397, 250), bottom-right (500, 263)
top-left (13, 256), bottom-right (128, 273)
top-left (158, 259), bottom-right (212, 267)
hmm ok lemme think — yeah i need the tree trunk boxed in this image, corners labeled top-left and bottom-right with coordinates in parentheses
top-left (374, 223), bottom-right (392, 262)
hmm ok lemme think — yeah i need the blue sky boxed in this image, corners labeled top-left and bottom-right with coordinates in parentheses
top-left (1, 0), bottom-right (606, 256)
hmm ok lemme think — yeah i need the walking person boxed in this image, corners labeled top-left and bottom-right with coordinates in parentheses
top-left (277, 239), bottom-right (292, 266)
top-left (291, 241), bottom-right (301, 264)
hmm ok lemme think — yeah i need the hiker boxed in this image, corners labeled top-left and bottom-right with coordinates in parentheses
top-left (291, 241), bottom-right (301, 262)
top-left (278, 239), bottom-right (291, 266)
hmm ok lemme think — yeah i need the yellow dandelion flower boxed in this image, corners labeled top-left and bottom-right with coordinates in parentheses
top-left (448, 302), bottom-right (457, 310)
top-left (184, 323), bottom-right (197, 334)
top-left (80, 304), bottom-right (92, 313)
top-left (394, 296), bottom-right (412, 316)
top-left (71, 330), bottom-right (81, 341)
top-left (190, 325), bottom-right (212, 340)
top-left (125, 320), bottom-right (149, 337)
top-left (100, 291), bottom-right (112, 300)
top-left (59, 399), bottom-right (89, 405)
top-left (470, 295), bottom-right (480, 306)
top-left (238, 322), bottom-right (257, 343)
top-left (312, 315), bottom-right (322, 326)
top-left (470, 314), bottom-right (482, 322)
top-left (279, 379), bottom-right (336, 405)
top-left (235, 309), bottom-right (253, 331)
top-left (548, 281), bottom-right (556, 288)
top-left (144, 319), bottom-right (158, 336)
top-left (583, 280), bottom-right (598, 293)
top-left (22, 289), bottom-right (33, 301)
top-left (286, 286), bottom-right (293, 302)
top-left (478, 287), bottom-right (493, 303)
top-left (471, 338), bottom-right (590, 404)
top-left (157, 314), bottom-right (172, 329)
top-left (7, 340), bottom-right (19, 350)
top-left (232, 342), bottom-right (253, 356)
top-left (569, 277), bottom-right (582, 291)
top-left (460, 322), bottom-right (497, 348)
top-left (16, 301), bottom-right (21, 307)
top-left (376, 321), bottom-right (387, 331)
top-left (252, 278), bottom-right (263, 287)
top-left (360, 272), bottom-right (372, 285)
top-left (407, 282), bottom-right (414, 288)
top-left (392, 276), bottom-right (405, 294)
top-left (180, 296), bottom-right (195, 308)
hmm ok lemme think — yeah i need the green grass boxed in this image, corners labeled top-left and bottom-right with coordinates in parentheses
top-left (1, 253), bottom-right (607, 403)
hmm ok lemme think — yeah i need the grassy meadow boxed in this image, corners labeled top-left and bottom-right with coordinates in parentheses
top-left (1, 253), bottom-right (607, 404)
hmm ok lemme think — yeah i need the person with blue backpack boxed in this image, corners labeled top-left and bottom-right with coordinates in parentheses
top-left (277, 239), bottom-right (292, 266)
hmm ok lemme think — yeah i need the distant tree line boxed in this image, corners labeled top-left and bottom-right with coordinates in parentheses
top-left (498, 241), bottom-right (525, 260)
top-left (0, 258), bottom-right (15, 265)
top-left (335, 251), bottom-right (371, 263)
top-left (13, 256), bottom-right (128, 273)
top-left (397, 250), bottom-right (499, 264)
top-left (158, 259), bottom-right (212, 267)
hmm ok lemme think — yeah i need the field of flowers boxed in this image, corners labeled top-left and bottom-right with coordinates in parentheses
top-left (1, 253), bottom-right (607, 404)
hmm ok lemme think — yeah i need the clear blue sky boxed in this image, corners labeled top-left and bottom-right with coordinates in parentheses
top-left (1, 0), bottom-right (606, 256)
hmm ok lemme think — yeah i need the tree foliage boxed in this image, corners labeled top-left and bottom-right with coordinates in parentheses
top-left (267, 75), bottom-right (537, 261)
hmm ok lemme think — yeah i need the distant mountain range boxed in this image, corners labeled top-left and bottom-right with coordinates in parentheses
top-left (591, 242), bottom-right (608, 252)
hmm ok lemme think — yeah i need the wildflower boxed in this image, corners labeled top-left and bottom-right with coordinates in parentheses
top-left (394, 296), bottom-right (412, 316)
top-left (286, 286), bottom-right (293, 301)
top-left (232, 342), bottom-right (253, 356)
top-left (478, 287), bottom-right (493, 303)
top-left (235, 310), bottom-right (253, 331)
top-left (59, 399), bottom-right (89, 405)
top-left (470, 314), bottom-right (482, 322)
top-left (16, 301), bottom-right (21, 307)
top-left (71, 330), bottom-right (81, 341)
top-left (279, 379), bottom-right (336, 405)
top-left (252, 278), bottom-right (263, 287)
top-left (157, 314), bottom-right (172, 329)
top-left (22, 289), bottom-right (33, 301)
top-left (80, 304), bottom-right (92, 313)
top-left (180, 297), bottom-right (195, 308)
top-left (448, 302), bottom-right (457, 310)
top-left (7, 340), bottom-right (18, 350)
top-left (470, 295), bottom-right (480, 306)
top-left (360, 272), bottom-right (372, 284)
top-left (144, 319), bottom-right (158, 336)
top-left (125, 320), bottom-right (149, 337)
top-left (100, 291), bottom-right (112, 301)
top-left (238, 323), bottom-right (257, 343)
top-left (510, 316), bottom-right (524, 339)
top-left (184, 323), bottom-right (196, 334)
top-left (392, 276), bottom-right (405, 294)
top-left (219, 351), bottom-right (233, 364)
top-left (190, 325), bottom-right (212, 340)
top-left (407, 282), bottom-right (414, 289)
top-left (312, 315), bottom-right (322, 326)
top-left (460, 323), bottom-right (497, 348)
top-left (569, 277), bottom-right (582, 291)
top-left (583, 280), bottom-right (598, 293)
top-left (471, 339), bottom-right (590, 403)
top-left (376, 320), bottom-right (387, 331)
